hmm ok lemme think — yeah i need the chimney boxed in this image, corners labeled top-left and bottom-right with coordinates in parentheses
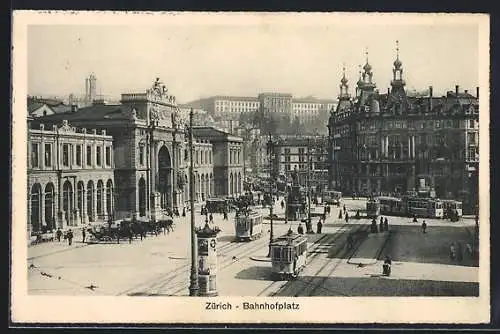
top-left (464, 89), bottom-right (468, 95)
top-left (71, 104), bottom-right (78, 112)
top-left (429, 86), bottom-right (433, 111)
top-left (476, 86), bottom-right (479, 99)
top-left (455, 85), bottom-right (459, 95)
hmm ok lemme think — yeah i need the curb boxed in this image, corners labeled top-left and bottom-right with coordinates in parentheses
top-left (250, 256), bottom-right (272, 262)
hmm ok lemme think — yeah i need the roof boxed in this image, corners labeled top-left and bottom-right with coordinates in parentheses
top-left (28, 100), bottom-right (53, 114)
top-left (28, 97), bottom-right (64, 107)
top-left (34, 104), bottom-right (127, 123)
top-left (192, 126), bottom-right (243, 142)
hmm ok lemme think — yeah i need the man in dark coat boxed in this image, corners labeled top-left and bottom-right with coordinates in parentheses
top-left (297, 223), bottom-right (304, 235)
top-left (317, 219), bottom-right (323, 234)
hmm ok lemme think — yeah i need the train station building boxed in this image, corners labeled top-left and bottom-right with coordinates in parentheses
top-left (29, 78), bottom-right (243, 235)
top-left (327, 45), bottom-right (479, 213)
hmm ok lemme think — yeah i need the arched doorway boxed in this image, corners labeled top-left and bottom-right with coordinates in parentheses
top-left (158, 145), bottom-right (172, 209)
top-left (63, 180), bottom-right (73, 226)
top-left (87, 180), bottom-right (95, 222)
top-left (230, 173), bottom-right (234, 195)
top-left (138, 177), bottom-right (146, 217)
top-left (106, 179), bottom-right (113, 217)
top-left (237, 172), bottom-right (242, 195)
top-left (97, 180), bottom-right (104, 220)
top-left (30, 183), bottom-right (42, 233)
top-left (77, 181), bottom-right (85, 224)
top-left (44, 183), bottom-right (55, 230)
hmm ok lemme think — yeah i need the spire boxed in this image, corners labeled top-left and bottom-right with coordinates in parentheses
top-left (393, 40), bottom-right (402, 69)
top-left (339, 63), bottom-right (349, 99)
top-left (363, 47), bottom-right (372, 73)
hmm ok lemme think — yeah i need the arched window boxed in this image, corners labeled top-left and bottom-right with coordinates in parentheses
top-left (138, 178), bottom-right (146, 217)
top-left (97, 180), bottom-right (104, 218)
top-left (30, 183), bottom-right (42, 233)
top-left (87, 181), bottom-right (94, 222)
top-left (230, 173), bottom-right (234, 195)
top-left (238, 173), bottom-right (242, 194)
top-left (63, 180), bottom-right (73, 226)
top-left (77, 181), bottom-right (85, 224)
top-left (44, 183), bottom-right (55, 229)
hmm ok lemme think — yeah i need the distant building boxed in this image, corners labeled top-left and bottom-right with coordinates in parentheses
top-left (272, 135), bottom-right (329, 194)
top-left (192, 126), bottom-right (244, 198)
top-left (184, 93), bottom-right (336, 134)
top-left (327, 44), bottom-right (479, 213)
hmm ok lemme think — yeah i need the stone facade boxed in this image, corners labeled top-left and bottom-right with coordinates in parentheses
top-left (327, 48), bottom-right (479, 212)
top-left (27, 120), bottom-right (115, 236)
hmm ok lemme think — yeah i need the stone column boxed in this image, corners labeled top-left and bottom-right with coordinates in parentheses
top-left (40, 188), bottom-right (45, 230)
top-left (408, 136), bottom-right (411, 159)
top-left (412, 136), bottom-right (415, 159)
top-left (102, 183), bottom-right (108, 222)
top-left (92, 181), bottom-right (98, 222)
top-left (385, 136), bottom-right (389, 158)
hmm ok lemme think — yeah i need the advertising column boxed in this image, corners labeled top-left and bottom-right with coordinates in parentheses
top-left (196, 222), bottom-right (221, 297)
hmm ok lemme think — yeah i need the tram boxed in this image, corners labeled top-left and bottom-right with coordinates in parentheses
top-left (270, 229), bottom-right (308, 280)
top-left (366, 198), bottom-right (380, 218)
top-left (323, 190), bottom-right (342, 206)
top-left (235, 211), bottom-right (264, 241)
top-left (442, 200), bottom-right (463, 218)
top-left (378, 196), bottom-right (407, 216)
top-left (407, 198), bottom-right (444, 218)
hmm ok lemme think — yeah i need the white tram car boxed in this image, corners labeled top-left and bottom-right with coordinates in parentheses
top-left (270, 230), bottom-right (308, 280)
top-left (235, 211), bottom-right (264, 241)
top-left (407, 198), bottom-right (444, 218)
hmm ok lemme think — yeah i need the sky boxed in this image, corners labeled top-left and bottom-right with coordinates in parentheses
top-left (26, 14), bottom-right (481, 104)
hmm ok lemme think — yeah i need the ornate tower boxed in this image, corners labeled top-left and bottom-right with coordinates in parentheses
top-left (85, 73), bottom-right (97, 105)
top-left (390, 40), bottom-right (406, 96)
top-left (356, 48), bottom-right (377, 107)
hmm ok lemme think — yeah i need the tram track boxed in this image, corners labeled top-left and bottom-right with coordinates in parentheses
top-left (258, 222), bottom-right (369, 296)
top-left (291, 223), bottom-right (371, 297)
top-left (117, 232), bottom-right (270, 296)
top-left (159, 235), bottom-right (273, 296)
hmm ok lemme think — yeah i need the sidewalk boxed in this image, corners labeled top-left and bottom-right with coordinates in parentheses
top-left (28, 240), bottom-right (89, 261)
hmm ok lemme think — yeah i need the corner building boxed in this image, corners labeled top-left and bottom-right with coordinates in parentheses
top-left (27, 119), bottom-right (115, 236)
top-left (327, 48), bottom-right (479, 213)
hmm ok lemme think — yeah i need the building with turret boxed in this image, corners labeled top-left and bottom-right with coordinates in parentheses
top-left (327, 42), bottom-right (479, 213)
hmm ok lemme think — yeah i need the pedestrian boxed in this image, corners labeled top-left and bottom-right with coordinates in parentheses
top-left (413, 215), bottom-right (418, 223)
top-left (297, 223), bottom-right (304, 235)
top-left (345, 212), bottom-right (349, 223)
top-left (223, 210), bottom-right (228, 220)
top-left (67, 229), bottom-right (73, 246)
top-left (317, 219), bottom-right (323, 234)
top-left (379, 219), bottom-right (384, 233)
top-left (380, 216), bottom-right (384, 226)
top-left (182, 207), bottom-right (186, 217)
top-left (449, 243), bottom-right (456, 260)
top-left (384, 217), bottom-right (388, 231)
top-left (209, 213), bottom-right (213, 224)
top-left (281, 200), bottom-right (284, 210)
top-left (347, 234), bottom-right (354, 250)
top-left (383, 255), bottom-right (392, 276)
top-left (339, 209), bottom-right (343, 219)
top-left (81, 227), bottom-right (86, 243)
top-left (343, 204), bottom-right (346, 213)
top-left (128, 226), bottom-right (133, 244)
top-left (422, 220), bottom-right (427, 234)
top-left (56, 228), bottom-right (62, 242)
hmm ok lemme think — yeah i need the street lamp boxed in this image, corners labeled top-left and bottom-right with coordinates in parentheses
top-left (188, 108), bottom-right (199, 297)
top-left (306, 138), bottom-right (313, 233)
top-left (266, 133), bottom-right (275, 257)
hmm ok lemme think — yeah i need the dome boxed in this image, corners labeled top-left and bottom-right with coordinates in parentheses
top-left (363, 62), bottom-right (372, 72)
top-left (394, 58), bottom-right (402, 69)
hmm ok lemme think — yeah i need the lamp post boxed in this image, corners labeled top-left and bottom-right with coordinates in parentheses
top-left (266, 133), bottom-right (274, 257)
top-left (188, 108), bottom-right (199, 297)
